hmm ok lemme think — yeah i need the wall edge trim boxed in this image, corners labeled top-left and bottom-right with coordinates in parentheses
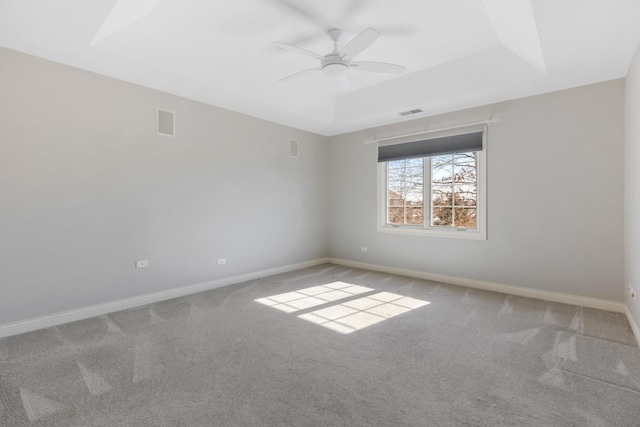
top-left (0, 257), bottom-right (330, 338)
top-left (625, 305), bottom-right (640, 347)
top-left (328, 258), bottom-right (626, 313)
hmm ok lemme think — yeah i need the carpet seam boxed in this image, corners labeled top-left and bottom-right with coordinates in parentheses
top-left (558, 368), bottom-right (640, 395)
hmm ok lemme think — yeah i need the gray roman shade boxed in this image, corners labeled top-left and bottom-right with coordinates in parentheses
top-left (377, 131), bottom-right (483, 163)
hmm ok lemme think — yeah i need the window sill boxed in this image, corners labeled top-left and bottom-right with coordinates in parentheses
top-left (377, 225), bottom-right (486, 240)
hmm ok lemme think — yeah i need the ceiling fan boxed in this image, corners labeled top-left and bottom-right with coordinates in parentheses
top-left (274, 27), bottom-right (406, 82)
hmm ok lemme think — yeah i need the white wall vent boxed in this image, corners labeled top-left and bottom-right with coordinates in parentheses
top-left (289, 139), bottom-right (299, 158)
top-left (399, 109), bottom-right (423, 117)
top-left (157, 109), bottom-right (175, 137)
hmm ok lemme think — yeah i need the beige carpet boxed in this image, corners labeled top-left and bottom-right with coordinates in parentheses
top-left (1, 264), bottom-right (639, 426)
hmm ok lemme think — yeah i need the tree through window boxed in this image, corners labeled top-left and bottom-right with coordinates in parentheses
top-left (378, 128), bottom-right (486, 239)
top-left (386, 152), bottom-right (477, 228)
top-left (430, 153), bottom-right (477, 228)
top-left (387, 158), bottom-right (424, 225)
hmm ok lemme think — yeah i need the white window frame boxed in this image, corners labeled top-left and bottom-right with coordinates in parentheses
top-left (377, 127), bottom-right (487, 240)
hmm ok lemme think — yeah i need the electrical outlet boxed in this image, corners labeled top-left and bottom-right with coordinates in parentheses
top-left (361, 247), bottom-right (368, 253)
top-left (217, 258), bottom-right (226, 265)
top-left (136, 260), bottom-right (149, 269)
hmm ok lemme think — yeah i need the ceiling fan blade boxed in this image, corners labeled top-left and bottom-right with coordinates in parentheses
top-left (287, 32), bottom-right (325, 47)
top-left (342, 27), bottom-right (380, 59)
top-left (351, 61), bottom-right (406, 74)
top-left (273, 42), bottom-right (324, 60)
top-left (278, 67), bottom-right (321, 82)
top-left (374, 25), bottom-right (420, 37)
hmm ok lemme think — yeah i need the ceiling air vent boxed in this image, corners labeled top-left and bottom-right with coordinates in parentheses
top-left (399, 109), bottom-right (423, 117)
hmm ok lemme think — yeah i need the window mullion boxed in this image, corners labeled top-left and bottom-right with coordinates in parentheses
top-left (451, 154), bottom-right (456, 227)
top-left (424, 157), bottom-right (430, 230)
top-left (385, 162), bottom-right (390, 225)
top-left (403, 161), bottom-right (407, 225)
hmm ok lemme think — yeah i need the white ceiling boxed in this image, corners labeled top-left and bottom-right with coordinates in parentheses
top-left (1, 0), bottom-right (640, 136)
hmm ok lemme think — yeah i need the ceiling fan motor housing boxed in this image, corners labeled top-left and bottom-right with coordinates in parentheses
top-left (322, 54), bottom-right (349, 76)
top-left (275, 26), bottom-right (404, 82)
top-left (327, 28), bottom-right (343, 42)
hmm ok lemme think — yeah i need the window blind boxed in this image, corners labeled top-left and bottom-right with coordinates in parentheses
top-left (377, 131), bottom-right (483, 163)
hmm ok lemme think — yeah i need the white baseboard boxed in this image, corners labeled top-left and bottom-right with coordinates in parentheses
top-left (328, 258), bottom-right (626, 314)
top-left (0, 258), bottom-right (330, 339)
top-left (625, 305), bottom-right (640, 347)
top-left (2, 257), bottom-right (631, 342)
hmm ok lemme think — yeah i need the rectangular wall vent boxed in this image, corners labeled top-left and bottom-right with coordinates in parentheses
top-left (399, 109), bottom-right (423, 117)
top-left (157, 109), bottom-right (175, 137)
top-left (289, 139), bottom-right (298, 158)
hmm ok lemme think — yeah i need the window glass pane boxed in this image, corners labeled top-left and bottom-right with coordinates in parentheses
top-left (432, 207), bottom-right (453, 226)
top-left (405, 207), bottom-right (423, 225)
top-left (387, 171), bottom-right (402, 181)
top-left (454, 153), bottom-right (477, 183)
top-left (405, 187), bottom-right (423, 203)
top-left (405, 157), bottom-right (424, 168)
top-left (403, 166), bottom-right (423, 177)
top-left (386, 152), bottom-right (480, 230)
top-left (386, 159), bottom-right (424, 226)
top-left (453, 184), bottom-right (476, 206)
top-left (387, 207), bottom-right (404, 225)
top-left (432, 154), bottom-right (454, 184)
top-left (430, 151), bottom-right (478, 229)
top-left (388, 185), bottom-right (403, 196)
top-left (432, 185), bottom-right (452, 207)
top-left (387, 159), bottom-right (406, 170)
top-left (454, 208), bottom-right (477, 228)
top-left (389, 160), bottom-right (422, 170)
top-left (382, 146), bottom-right (483, 236)
top-left (388, 172), bottom-right (405, 188)
top-left (388, 190), bottom-right (404, 206)
top-left (404, 175), bottom-right (423, 195)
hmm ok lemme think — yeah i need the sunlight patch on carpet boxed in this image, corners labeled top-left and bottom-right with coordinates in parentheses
top-left (256, 282), bottom-right (430, 334)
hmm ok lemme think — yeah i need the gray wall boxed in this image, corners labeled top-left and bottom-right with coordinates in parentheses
top-left (0, 45), bottom-right (629, 328)
top-left (0, 47), bottom-right (328, 325)
top-left (328, 80), bottom-right (625, 301)
top-left (625, 44), bottom-right (640, 323)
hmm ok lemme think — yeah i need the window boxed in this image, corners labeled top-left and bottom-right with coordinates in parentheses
top-left (378, 128), bottom-right (486, 239)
